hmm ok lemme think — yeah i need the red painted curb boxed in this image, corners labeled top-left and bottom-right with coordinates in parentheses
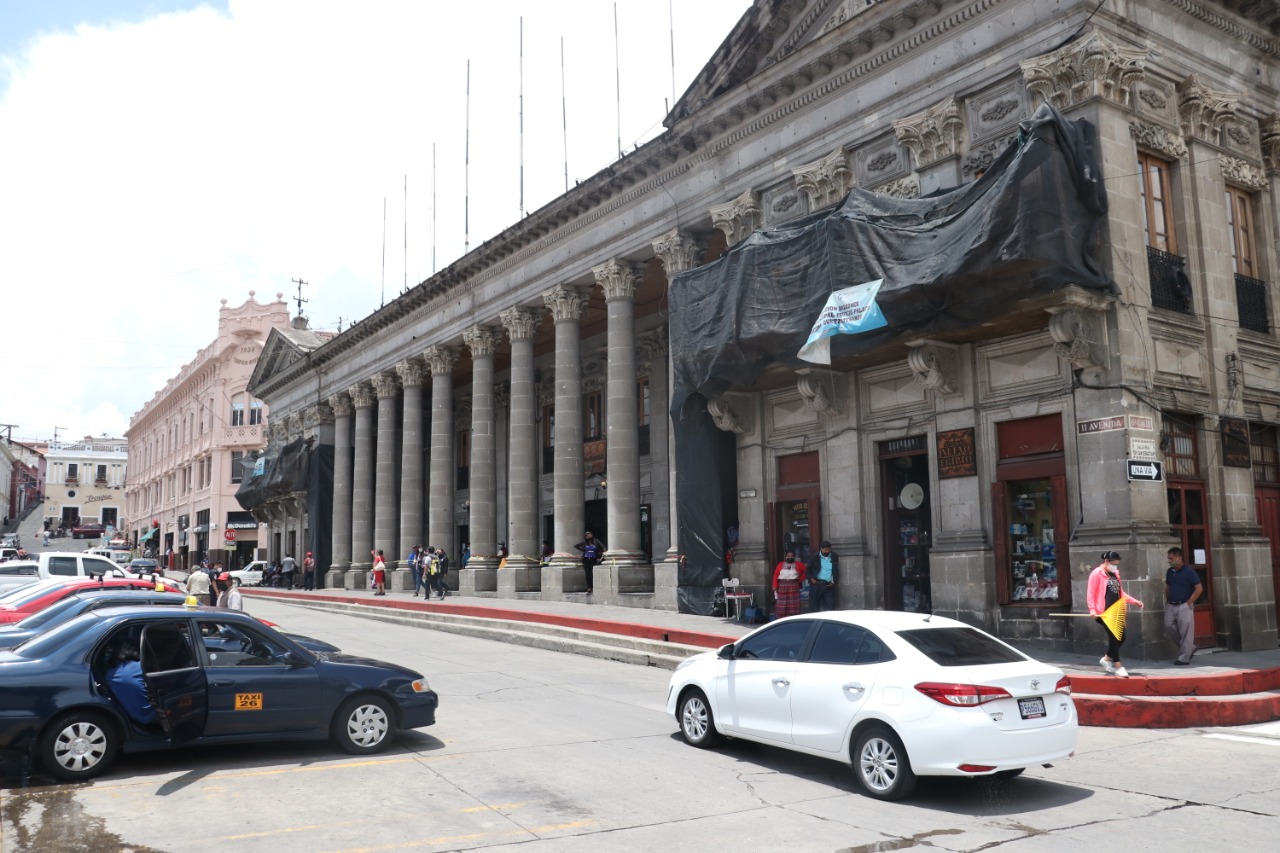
top-left (1074, 691), bottom-right (1280, 728)
top-left (1070, 667), bottom-right (1280, 697)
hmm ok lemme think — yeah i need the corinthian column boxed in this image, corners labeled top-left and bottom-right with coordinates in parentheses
top-left (595, 260), bottom-right (644, 576)
top-left (500, 306), bottom-right (542, 571)
top-left (425, 345), bottom-right (459, 559)
top-left (542, 284), bottom-right (589, 574)
top-left (371, 371), bottom-right (401, 565)
top-left (463, 325), bottom-right (500, 568)
top-left (328, 392), bottom-right (354, 583)
top-left (347, 381), bottom-right (376, 585)
top-left (396, 359), bottom-right (427, 571)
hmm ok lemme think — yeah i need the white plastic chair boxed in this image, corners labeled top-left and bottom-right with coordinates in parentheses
top-left (722, 577), bottom-right (752, 621)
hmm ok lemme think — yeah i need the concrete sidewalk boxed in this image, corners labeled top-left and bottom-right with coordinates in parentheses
top-left (244, 585), bottom-right (1280, 728)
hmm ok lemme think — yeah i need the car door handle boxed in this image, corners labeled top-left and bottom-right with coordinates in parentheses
top-left (212, 680), bottom-right (234, 687)
top-left (771, 677), bottom-right (791, 687)
top-left (843, 683), bottom-right (866, 694)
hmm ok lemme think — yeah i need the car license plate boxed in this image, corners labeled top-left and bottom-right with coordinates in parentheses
top-left (1018, 696), bottom-right (1046, 719)
top-left (235, 692), bottom-right (264, 711)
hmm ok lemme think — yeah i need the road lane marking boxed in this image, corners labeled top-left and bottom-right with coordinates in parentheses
top-left (461, 802), bottom-right (528, 812)
top-left (1202, 734), bottom-right (1280, 747)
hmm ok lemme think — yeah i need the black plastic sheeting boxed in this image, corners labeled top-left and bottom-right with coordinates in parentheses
top-left (235, 438), bottom-right (334, 587)
top-left (668, 105), bottom-right (1114, 615)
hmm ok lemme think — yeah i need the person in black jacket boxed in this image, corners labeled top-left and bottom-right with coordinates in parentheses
top-left (575, 532), bottom-right (604, 594)
top-left (804, 541), bottom-right (840, 612)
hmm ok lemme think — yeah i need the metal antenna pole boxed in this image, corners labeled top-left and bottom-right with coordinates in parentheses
top-left (290, 278), bottom-right (309, 317)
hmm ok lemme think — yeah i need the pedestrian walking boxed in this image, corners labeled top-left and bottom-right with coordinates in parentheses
top-left (280, 553), bottom-right (297, 589)
top-left (772, 549), bottom-right (804, 618)
top-left (1164, 546), bottom-right (1203, 665)
top-left (409, 545), bottom-right (424, 597)
top-left (575, 532), bottom-right (603, 594)
top-left (804, 540), bottom-right (840, 612)
top-left (371, 549), bottom-right (387, 595)
top-left (1087, 550), bottom-right (1144, 678)
top-left (302, 551), bottom-right (316, 590)
top-left (215, 573), bottom-right (243, 611)
top-left (430, 548), bottom-right (450, 599)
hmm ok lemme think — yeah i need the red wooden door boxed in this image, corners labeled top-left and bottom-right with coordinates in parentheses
top-left (1255, 486), bottom-right (1280, 630)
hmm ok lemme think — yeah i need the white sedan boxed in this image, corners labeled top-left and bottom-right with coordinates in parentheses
top-left (230, 560), bottom-right (268, 586)
top-left (666, 611), bottom-right (1077, 800)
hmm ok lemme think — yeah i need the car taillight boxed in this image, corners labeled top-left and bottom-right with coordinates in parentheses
top-left (1055, 676), bottom-right (1072, 695)
top-left (915, 682), bottom-right (1012, 707)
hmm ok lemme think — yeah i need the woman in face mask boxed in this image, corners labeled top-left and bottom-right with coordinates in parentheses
top-left (772, 550), bottom-right (804, 619)
top-left (1087, 550), bottom-right (1144, 678)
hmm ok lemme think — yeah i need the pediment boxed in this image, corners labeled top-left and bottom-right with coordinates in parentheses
top-left (248, 328), bottom-right (307, 393)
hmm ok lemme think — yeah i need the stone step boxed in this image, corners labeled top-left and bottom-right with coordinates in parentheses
top-left (1073, 689), bottom-right (1280, 728)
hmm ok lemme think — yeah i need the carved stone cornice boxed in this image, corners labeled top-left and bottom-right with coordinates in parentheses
top-left (542, 283), bottom-right (590, 321)
top-left (423, 345), bottom-right (459, 377)
top-left (1263, 115), bottom-right (1280, 174)
top-left (893, 96), bottom-right (964, 170)
top-left (874, 177), bottom-right (921, 199)
top-left (582, 355), bottom-right (606, 394)
top-left (652, 229), bottom-right (706, 275)
top-left (303, 402), bottom-right (334, 428)
top-left (905, 340), bottom-right (959, 395)
top-left (463, 324), bottom-right (500, 359)
top-left (963, 134), bottom-right (1015, 178)
top-left (395, 359), bottom-right (427, 388)
top-left (269, 421), bottom-right (288, 442)
top-left (328, 392), bottom-right (353, 419)
top-left (500, 306), bottom-right (542, 342)
top-left (286, 412), bottom-right (304, 436)
top-left (709, 189), bottom-right (762, 246)
top-left (349, 382), bottom-right (375, 409)
top-left (793, 148), bottom-right (853, 209)
top-left (593, 258), bottom-right (643, 302)
top-left (1221, 156), bottom-right (1268, 192)
top-left (370, 371), bottom-right (400, 399)
top-left (706, 394), bottom-right (753, 435)
top-left (1019, 28), bottom-right (1149, 110)
top-left (1129, 119), bottom-right (1188, 161)
top-left (796, 368), bottom-right (842, 416)
top-left (1176, 74), bottom-right (1240, 143)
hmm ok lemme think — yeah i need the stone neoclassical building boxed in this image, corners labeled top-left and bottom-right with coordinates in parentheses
top-left (247, 0), bottom-right (1280, 657)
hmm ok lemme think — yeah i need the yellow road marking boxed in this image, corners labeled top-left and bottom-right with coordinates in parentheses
top-left (460, 802), bottom-right (527, 813)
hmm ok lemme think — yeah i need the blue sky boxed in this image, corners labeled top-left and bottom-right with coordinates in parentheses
top-left (0, 1), bottom-right (750, 443)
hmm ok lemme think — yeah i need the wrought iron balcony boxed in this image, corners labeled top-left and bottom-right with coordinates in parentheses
top-left (1235, 273), bottom-right (1271, 334)
top-left (1147, 246), bottom-right (1193, 314)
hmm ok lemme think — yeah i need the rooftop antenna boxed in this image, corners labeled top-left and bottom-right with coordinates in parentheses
top-left (519, 16), bottom-right (525, 218)
top-left (668, 0), bottom-right (677, 110)
top-left (561, 36), bottom-right (569, 193)
top-left (614, 3), bottom-right (622, 159)
top-left (381, 196), bottom-right (387, 308)
top-left (53, 425), bottom-right (66, 446)
top-left (432, 142), bottom-right (437, 274)
top-left (465, 58), bottom-right (471, 254)
top-left (290, 278), bottom-right (309, 317)
top-left (403, 174), bottom-right (408, 294)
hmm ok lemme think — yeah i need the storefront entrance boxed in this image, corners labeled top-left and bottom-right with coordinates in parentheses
top-left (1164, 415), bottom-right (1215, 646)
top-left (879, 436), bottom-right (931, 613)
top-left (769, 452), bottom-right (821, 568)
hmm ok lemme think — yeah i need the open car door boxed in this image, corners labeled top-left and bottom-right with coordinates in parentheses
top-left (140, 620), bottom-right (208, 744)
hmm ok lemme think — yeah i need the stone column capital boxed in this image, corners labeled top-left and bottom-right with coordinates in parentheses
top-left (893, 96), bottom-right (964, 171)
top-left (286, 412), bottom-right (304, 436)
top-left (709, 189), bottom-right (762, 247)
top-left (1262, 114), bottom-right (1280, 174)
top-left (1019, 27), bottom-right (1149, 110)
top-left (635, 327), bottom-right (668, 376)
top-left (906, 339), bottom-right (960, 396)
top-left (542, 284), bottom-right (590, 321)
top-left (304, 402), bottom-right (334, 428)
top-left (349, 381), bottom-right (376, 409)
top-left (463, 324), bottom-right (501, 358)
top-left (593, 259), bottom-right (642, 302)
top-left (501, 306), bottom-right (543, 342)
top-left (328, 392), bottom-right (354, 418)
top-left (1177, 73), bottom-right (1241, 143)
top-left (423, 345), bottom-right (459, 376)
top-left (395, 358), bottom-right (427, 388)
top-left (652, 229), bottom-right (706, 275)
top-left (371, 371), bottom-right (400, 399)
top-left (269, 422), bottom-right (289, 442)
top-left (793, 147), bottom-right (853, 208)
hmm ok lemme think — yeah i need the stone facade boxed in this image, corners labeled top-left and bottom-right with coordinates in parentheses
top-left (249, 1), bottom-right (1280, 655)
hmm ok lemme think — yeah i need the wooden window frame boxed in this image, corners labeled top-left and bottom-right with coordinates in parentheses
top-left (1138, 150), bottom-right (1177, 254)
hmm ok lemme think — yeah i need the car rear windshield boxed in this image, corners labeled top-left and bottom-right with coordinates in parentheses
top-left (895, 627), bottom-right (1027, 666)
top-left (13, 614), bottom-right (101, 657)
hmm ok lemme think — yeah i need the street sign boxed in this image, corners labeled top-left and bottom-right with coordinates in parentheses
top-left (1129, 438), bottom-right (1157, 460)
top-left (1126, 460), bottom-right (1164, 482)
top-left (223, 529), bottom-right (237, 542)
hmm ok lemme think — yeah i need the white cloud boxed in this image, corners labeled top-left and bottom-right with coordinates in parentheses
top-left (0, 0), bottom-right (749, 441)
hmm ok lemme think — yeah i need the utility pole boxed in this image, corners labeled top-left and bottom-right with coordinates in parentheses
top-left (291, 278), bottom-right (309, 318)
top-left (52, 425), bottom-right (66, 446)
top-left (0, 423), bottom-right (15, 444)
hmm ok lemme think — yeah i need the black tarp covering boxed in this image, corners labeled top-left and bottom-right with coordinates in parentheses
top-left (674, 393), bottom-right (738, 615)
top-left (667, 105), bottom-right (1113, 614)
top-left (235, 438), bottom-right (334, 587)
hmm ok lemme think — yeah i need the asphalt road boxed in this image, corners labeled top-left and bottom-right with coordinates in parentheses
top-left (2, 599), bottom-right (1279, 853)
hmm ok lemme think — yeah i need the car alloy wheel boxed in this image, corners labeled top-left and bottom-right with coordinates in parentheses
top-left (42, 712), bottom-right (118, 781)
top-left (853, 725), bottom-right (916, 800)
top-left (334, 695), bottom-right (393, 754)
top-left (678, 689), bottom-right (720, 748)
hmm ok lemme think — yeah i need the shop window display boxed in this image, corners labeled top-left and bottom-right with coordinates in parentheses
top-left (1006, 479), bottom-right (1058, 601)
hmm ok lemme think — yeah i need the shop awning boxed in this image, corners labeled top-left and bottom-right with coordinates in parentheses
top-left (139, 528), bottom-right (157, 542)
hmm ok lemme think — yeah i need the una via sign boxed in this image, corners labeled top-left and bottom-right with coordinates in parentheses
top-left (1127, 460), bottom-right (1164, 482)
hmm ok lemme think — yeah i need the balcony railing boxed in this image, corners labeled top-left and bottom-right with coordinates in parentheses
top-left (1236, 273), bottom-right (1271, 334)
top-left (1148, 246), bottom-right (1193, 314)
top-left (222, 424), bottom-right (262, 446)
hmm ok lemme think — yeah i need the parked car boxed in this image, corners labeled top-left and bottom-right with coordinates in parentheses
top-left (87, 548), bottom-right (134, 567)
top-left (230, 561), bottom-right (268, 586)
top-left (0, 577), bottom-right (186, 625)
top-left (0, 552), bottom-right (136, 594)
top-left (0, 548), bottom-right (19, 563)
top-left (1, 534), bottom-right (20, 548)
top-left (127, 559), bottom-right (162, 574)
top-left (666, 611), bottom-right (1077, 800)
top-left (0, 605), bottom-right (438, 780)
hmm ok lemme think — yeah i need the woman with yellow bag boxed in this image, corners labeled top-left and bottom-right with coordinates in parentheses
top-left (1087, 550), bottom-right (1144, 678)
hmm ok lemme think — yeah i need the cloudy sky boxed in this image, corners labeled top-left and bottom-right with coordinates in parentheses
top-left (0, 0), bottom-right (750, 445)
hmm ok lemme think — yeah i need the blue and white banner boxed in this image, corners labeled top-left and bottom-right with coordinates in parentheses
top-left (797, 279), bottom-right (888, 364)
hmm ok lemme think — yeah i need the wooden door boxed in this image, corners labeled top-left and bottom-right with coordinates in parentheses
top-left (1255, 486), bottom-right (1280, 631)
top-left (1168, 482), bottom-right (1215, 646)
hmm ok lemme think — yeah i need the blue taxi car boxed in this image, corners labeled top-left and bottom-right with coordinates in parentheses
top-left (0, 604), bottom-right (438, 780)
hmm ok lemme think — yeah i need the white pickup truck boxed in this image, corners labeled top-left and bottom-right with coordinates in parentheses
top-left (0, 551), bottom-right (144, 594)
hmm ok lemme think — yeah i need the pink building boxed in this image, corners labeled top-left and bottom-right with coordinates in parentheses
top-left (125, 292), bottom-right (297, 570)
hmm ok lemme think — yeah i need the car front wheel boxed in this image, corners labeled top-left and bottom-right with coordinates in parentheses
top-left (678, 689), bottom-right (720, 748)
top-left (333, 695), bottom-right (394, 754)
top-left (853, 725), bottom-right (916, 800)
top-left (41, 711), bottom-right (118, 781)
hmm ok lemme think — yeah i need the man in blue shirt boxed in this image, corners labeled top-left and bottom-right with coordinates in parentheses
top-left (1164, 547), bottom-right (1203, 665)
top-left (107, 640), bottom-right (157, 726)
top-left (805, 541), bottom-right (840, 612)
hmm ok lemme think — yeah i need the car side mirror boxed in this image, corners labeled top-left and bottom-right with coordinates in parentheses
top-left (717, 643), bottom-right (736, 660)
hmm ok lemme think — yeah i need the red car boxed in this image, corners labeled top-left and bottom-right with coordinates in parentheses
top-left (0, 577), bottom-right (185, 625)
